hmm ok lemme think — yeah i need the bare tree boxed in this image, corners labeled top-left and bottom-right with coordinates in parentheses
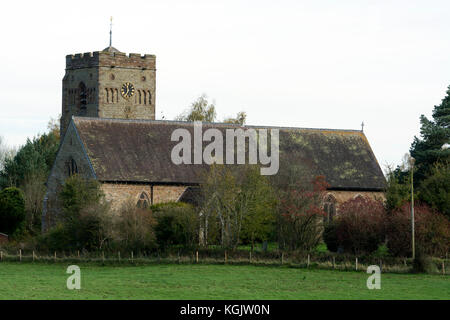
top-left (23, 172), bottom-right (47, 232)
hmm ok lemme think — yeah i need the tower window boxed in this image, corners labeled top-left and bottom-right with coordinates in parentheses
top-left (78, 82), bottom-right (87, 110)
top-left (137, 192), bottom-right (150, 209)
top-left (143, 90), bottom-right (147, 105)
top-left (147, 90), bottom-right (151, 105)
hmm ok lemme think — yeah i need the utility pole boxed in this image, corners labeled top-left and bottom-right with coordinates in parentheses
top-left (410, 156), bottom-right (415, 260)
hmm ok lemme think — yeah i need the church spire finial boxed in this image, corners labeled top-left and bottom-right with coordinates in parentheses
top-left (109, 16), bottom-right (113, 47)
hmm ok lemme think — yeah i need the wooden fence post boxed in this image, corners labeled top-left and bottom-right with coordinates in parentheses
top-left (333, 256), bottom-right (335, 269)
top-left (307, 254), bottom-right (310, 268)
top-left (33, 250), bottom-right (35, 262)
top-left (225, 250), bottom-right (228, 264)
top-left (118, 251), bottom-right (121, 262)
top-left (442, 262), bottom-right (445, 275)
top-left (102, 251), bottom-right (105, 262)
top-left (19, 249), bottom-right (22, 262)
top-left (54, 251), bottom-right (57, 262)
top-left (131, 251), bottom-right (134, 262)
top-left (196, 251), bottom-right (199, 263)
top-left (281, 252), bottom-right (284, 265)
top-left (355, 257), bottom-right (358, 271)
top-left (77, 250), bottom-right (80, 259)
top-left (249, 251), bottom-right (252, 264)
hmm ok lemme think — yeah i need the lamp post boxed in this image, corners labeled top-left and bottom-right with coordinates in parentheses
top-left (410, 156), bottom-right (415, 260)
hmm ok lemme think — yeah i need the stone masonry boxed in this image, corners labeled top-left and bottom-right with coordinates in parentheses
top-left (60, 50), bottom-right (156, 139)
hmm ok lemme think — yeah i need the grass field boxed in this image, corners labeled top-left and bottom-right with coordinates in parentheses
top-left (0, 262), bottom-right (449, 299)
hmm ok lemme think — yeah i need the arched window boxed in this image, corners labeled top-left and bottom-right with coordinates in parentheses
top-left (105, 88), bottom-right (109, 103)
top-left (353, 194), bottom-right (364, 201)
top-left (137, 192), bottom-right (150, 209)
top-left (143, 90), bottom-right (147, 105)
top-left (323, 194), bottom-right (336, 223)
top-left (67, 158), bottom-right (78, 176)
top-left (138, 90), bottom-right (142, 104)
top-left (78, 82), bottom-right (87, 111)
top-left (115, 88), bottom-right (119, 103)
top-left (147, 90), bottom-right (151, 105)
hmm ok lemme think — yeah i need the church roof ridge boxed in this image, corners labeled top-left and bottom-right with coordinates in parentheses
top-left (71, 116), bottom-right (364, 134)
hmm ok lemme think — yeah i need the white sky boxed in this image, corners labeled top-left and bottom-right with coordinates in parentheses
top-left (0, 0), bottom-right (449, 169)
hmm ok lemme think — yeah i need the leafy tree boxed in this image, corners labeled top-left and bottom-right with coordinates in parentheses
top-left (57, 175), bottom-right (112, 250)
top-left (176, 94), bottom-right (217, 122)
top-left (0, 187), bottom-right (26, 236)
top-left (236, 166), bottom-right (276, 252)
top-left (176, 94), bottom-right (247, 125)
top-left (385, 165), bottom-right (412, 212)
top-left (410, 85), bottom-right (450, 184)
top-left (0, 130), bottom-right (59, 189)
top-left (0, 118), bottom-right (59, 233)
top-left (200, 164), bottom-right (274, 249)
top-left (418, 163), bottom-right (450, 218)
top-left (224, 111), bottom-right (247, 125)
top-left (153, 202), bottom-right (198, 249)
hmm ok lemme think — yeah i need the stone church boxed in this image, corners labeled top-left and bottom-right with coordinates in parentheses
top-left (42, 45), bottom-right (386, 231)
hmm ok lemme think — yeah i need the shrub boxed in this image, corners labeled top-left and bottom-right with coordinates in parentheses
top-left (332, 197), bottom-right (385, 255)
top-left (36, 224), bottom-right (71, 252)
top-left (154, 203), bottom-right (199, 249)
top-left (386, 202), bottom-right (450, 257)
top-left (0, 187), bottom-right (26, 236)
top-left (39, 175), bottom-right (113, 251)
top-left (323, 221), bottom-right (339, 252)
top-left (116, 199), bottom-right (156, 251)
top-left (412, 249), bottom-right (438, 274)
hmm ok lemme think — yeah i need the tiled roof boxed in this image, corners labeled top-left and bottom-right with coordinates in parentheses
top-left (72, 117), bottom-right (386, 191)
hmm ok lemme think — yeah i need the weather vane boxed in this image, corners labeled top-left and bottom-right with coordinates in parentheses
top-left (109, 16), bottom-right (113, 47)
top-left (361, 121), bottom-right (365, 132)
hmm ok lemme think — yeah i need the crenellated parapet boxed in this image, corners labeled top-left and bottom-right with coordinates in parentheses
top-left (66, 51), bottom-right (156, 70)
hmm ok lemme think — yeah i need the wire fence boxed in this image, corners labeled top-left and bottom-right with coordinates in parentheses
top-left (0, 248), bottom-right (447, 275)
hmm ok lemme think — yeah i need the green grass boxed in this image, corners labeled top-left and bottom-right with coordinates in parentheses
top-left (1, 262), bottom-right (449, 299)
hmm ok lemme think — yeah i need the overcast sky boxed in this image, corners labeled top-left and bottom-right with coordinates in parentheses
top-left (0, 0), bottom-right (449, 170)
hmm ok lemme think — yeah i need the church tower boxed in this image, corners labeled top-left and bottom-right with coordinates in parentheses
top-left (60, 45), bottom-right (156, 138)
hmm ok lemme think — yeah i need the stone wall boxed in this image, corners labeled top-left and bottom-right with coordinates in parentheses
top-left (42, 122), bottom-right (96, 231)
top-left (327, 190), bottom-right (385, 205)
top-left (61, 51), bottom-right (156, 138)
top-left (101, 183), bottom-right (187, 212)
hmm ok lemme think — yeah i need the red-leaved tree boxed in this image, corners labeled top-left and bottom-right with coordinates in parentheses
top-left (277, 176), bottom-right (328, 252)
top-left (332, 196), bottom-right (386, 255)
top-left (386, 202), bottom-right (450, 257)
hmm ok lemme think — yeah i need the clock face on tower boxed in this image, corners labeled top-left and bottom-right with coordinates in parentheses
top-left (121, 82), bottom-right (135, 98)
